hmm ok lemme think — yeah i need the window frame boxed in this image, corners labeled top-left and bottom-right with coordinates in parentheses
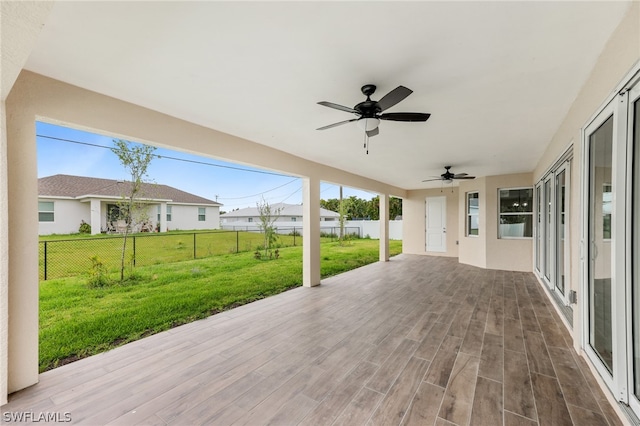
top-left (156, 205), bottom-right (173, 222)
top-left (466, 191), bottom-right (479, 237)
top-left (38, 201), bottom-right (55, 222)
top-left (498, 187), bottom-right (534, 239)
top-left (197, 207), bottom-right (206, 222)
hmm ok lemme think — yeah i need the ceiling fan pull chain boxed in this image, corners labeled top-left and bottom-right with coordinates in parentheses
top-left (364, 132), bottom-right (369, 154)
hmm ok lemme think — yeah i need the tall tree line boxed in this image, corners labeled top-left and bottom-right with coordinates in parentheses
top-left (320, 196), bottom-right (402, 220)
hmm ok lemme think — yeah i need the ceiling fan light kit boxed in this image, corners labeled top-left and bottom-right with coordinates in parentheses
top-left (356, 117), bottom-right (380, 131)
top-left (317, 84), bottom-right (430, 153)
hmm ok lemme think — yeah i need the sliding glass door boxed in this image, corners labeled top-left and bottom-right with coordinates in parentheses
top-left (629, 76), bottom-right (640, 415)
top-left (535, 160), bottom-right (571, 306)
top-left (535, 183), bottom-right (543, 274)
top-left (586, 112), bottom-right (614, 374)
top-left (555, 166), bottom-right (568, 297)
top-left (582, 71), bottom-right (640, 415)
top-left (544, 177), bottom-right (553, 283)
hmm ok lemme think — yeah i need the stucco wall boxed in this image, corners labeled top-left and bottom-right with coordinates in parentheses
top-left (168, 204), bottom-right (220, 231)
top-left (403, 188), bottom-right (459, 257)
top-left (456, 174), bottom-right (534, 272)
top-left (1, 0), bottom-right (55, 406)
top-left (485, 173), bottom-right (534, 272)
top-left (6, 78), bottom-right (39, 396)
top-left (0, 101), bottom-right (9, 405)
top-left (458, 178), bottom-right (486, 268)
top-left (38, 198), bottom-right (89, 235)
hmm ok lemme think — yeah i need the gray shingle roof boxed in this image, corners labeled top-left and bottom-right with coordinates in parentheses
top-left (221, 202), bottom-right (338, 218)
top-left (38, 174), bottom-right (221, 205)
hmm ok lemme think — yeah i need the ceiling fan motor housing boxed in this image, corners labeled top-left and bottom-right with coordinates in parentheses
top-left (355, 101), bottom-right (381, 118)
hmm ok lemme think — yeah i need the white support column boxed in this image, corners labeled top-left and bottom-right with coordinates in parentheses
top-left (380, 193), bottom-right (390, 262)
top-left (303, 177), bottom-right (321, 287)
top-left (160, 202), bottom-right (168, 232)
top-left (90, 199), bottom-right (101, 235)
top-left (6, 99), bottom-right (39, 394)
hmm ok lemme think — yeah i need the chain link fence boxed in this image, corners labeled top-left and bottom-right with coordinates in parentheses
top-left (39, 227), bottom-right (361, 280)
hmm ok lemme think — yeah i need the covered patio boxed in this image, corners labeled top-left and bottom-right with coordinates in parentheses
top-left (1, 255), bottom-right (621, 425)
top-left (3, 1), bottom-right (640, 423)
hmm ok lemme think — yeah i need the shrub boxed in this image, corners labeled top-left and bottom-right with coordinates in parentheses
top-left (320, 231), bottom-right (338, 238)
top-left (87, 255), bottom-right (110, 288)
top-left (79, 220), bottom-right (91, 234)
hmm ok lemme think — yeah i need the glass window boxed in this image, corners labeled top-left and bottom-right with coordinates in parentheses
top-left (248, 217), bottom-right (253, 223)
top-left (602, 184), bottom-right (612, 239)
top-left (467, 192), bottom-right (479, 236)
top-left (291, 217), bottom-right (297, 222)
top-left (157, 205), bottom-right (172, 222)
top-left (38, 201), bottom-right (54, 222)
top-left (198, 207), bottom-right (206, 222)
top-left (498, 188), bottom-right (533, 238)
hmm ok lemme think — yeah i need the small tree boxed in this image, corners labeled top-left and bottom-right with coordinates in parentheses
top-left (338, 187), bottom-right (352, 245)
top-left (256, 197), bottom-right (282, 259)
top-left (111, 139), bottom-right (156, 281)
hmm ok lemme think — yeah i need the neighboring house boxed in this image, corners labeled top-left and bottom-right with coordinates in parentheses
top-left (221, 203), bottom-right (338, 229)
top-left (38, 174), bottom-right (222, 235)
top-left (222, 204), bottom-right (403, 238)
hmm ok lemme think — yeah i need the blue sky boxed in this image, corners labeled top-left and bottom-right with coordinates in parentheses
top-left (36, 122), bottom-right (375, 211)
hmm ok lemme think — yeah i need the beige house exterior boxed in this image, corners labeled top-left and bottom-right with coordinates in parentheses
top-left (2, 2), bottom-right (640, 423)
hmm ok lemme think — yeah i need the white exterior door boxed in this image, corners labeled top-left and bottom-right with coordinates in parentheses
top-left (426, 196), bottom-right (446, 252)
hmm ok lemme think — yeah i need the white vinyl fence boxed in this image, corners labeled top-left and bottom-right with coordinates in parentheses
top-left (220, 220), bottom-right (403, 240)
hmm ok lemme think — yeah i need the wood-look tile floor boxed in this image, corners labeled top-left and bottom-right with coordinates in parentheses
top-left (2, 255), bottom-right (624, 425)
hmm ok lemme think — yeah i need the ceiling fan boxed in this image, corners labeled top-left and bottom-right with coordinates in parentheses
top-left (422, 166), bottom-right (476, 183)
top-left (316, 84), bottom-right (431, 143)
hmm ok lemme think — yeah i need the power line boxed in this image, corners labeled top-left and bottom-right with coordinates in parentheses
top-left (39, 133), bottom-right (368, 206)
top-left (37, 134), bottom-right (292, 178)
top-left (217, 178), bottom-right (299, 200)
top-left (279, 186), bottom-right (302, 204)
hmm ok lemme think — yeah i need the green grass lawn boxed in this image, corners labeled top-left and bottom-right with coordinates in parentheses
top-left (39, 239), bottom-right (402, 372)
top-left (39, 230), bottom-right (324, 280)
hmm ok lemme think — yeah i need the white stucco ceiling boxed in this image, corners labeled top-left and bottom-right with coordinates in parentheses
top-left (23, 1), bottom-right (631, 190)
